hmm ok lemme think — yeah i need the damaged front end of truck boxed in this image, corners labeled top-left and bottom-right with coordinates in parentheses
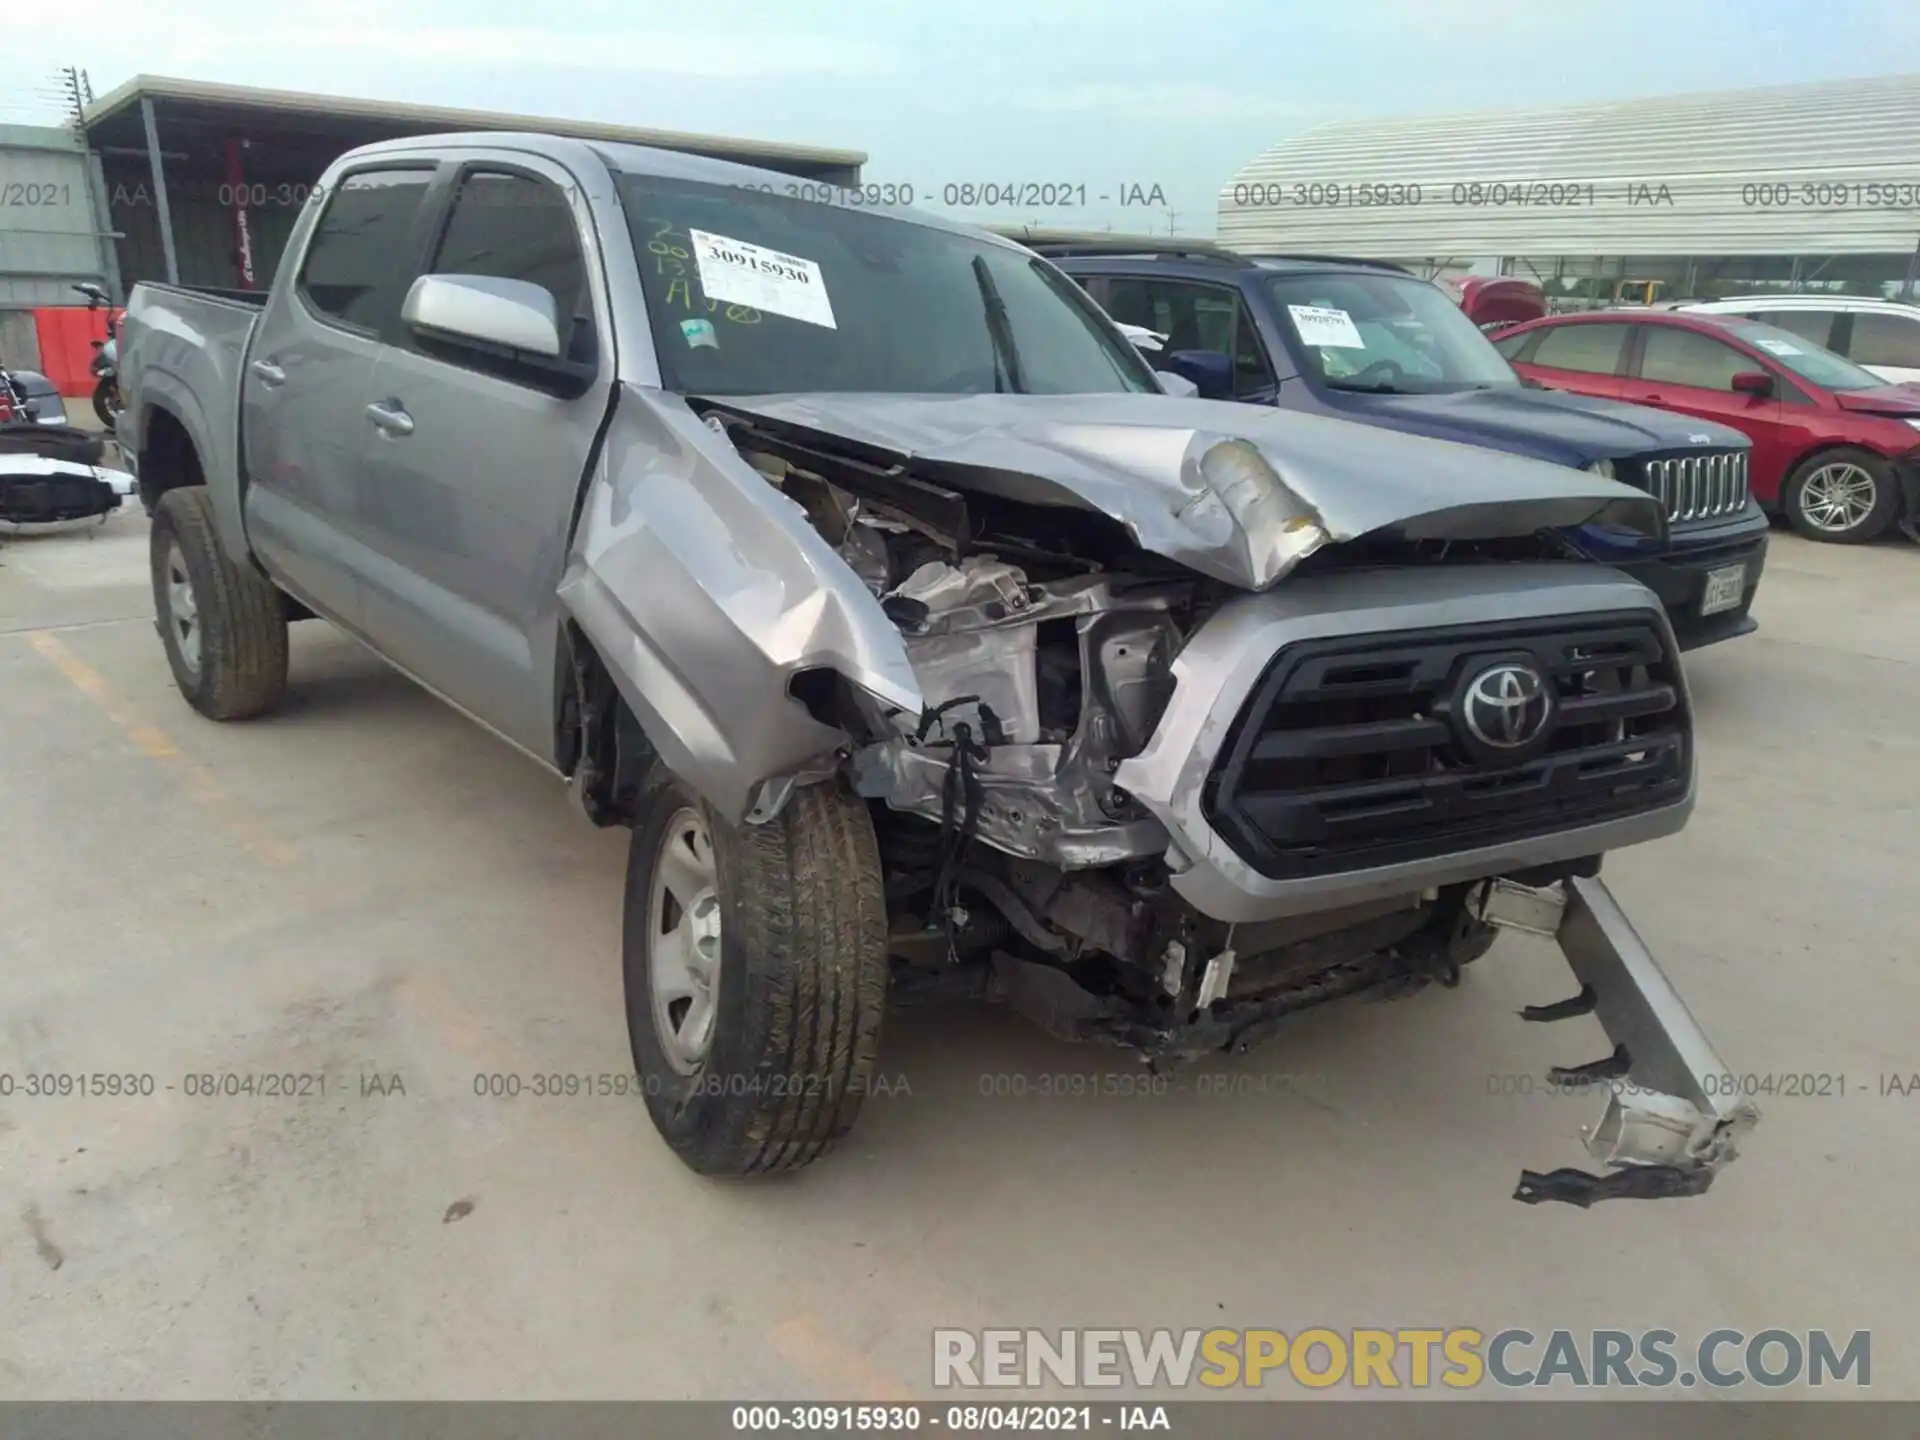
top-left (559, 389), bottom-right (1758, 1205)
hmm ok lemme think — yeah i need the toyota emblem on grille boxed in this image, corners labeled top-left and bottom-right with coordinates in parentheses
top-left (1462, 662), bottom-right (1552, 749)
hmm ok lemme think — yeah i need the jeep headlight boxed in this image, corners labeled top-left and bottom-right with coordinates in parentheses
top-left (1586, 457), bottom-right (1617, 481)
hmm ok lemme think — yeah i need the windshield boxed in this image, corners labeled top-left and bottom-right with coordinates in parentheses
top-left (614, 175), bottom-right (1157, 396)
top-left (1266, 272), bottom-right (1520, 393)
top-left (1721, 319), bottom-right (1889, 392)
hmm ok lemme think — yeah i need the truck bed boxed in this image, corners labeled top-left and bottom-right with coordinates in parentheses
top-left (118, 282), bottom-right (264, 561)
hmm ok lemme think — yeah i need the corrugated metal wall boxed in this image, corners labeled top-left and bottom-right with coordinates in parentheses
top-left (0, 123), bottom-right (115, 309)
top-left (101, 155), bottom-right (306, 293)
top-left (1218, 74), bottom-right (1920, 260)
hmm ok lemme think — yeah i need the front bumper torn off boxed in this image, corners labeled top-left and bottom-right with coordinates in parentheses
top-left (1476, 875), bottom-right (1759, 1207)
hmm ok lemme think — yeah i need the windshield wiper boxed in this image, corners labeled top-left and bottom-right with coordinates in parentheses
top-left (972, 255), bottom-right (1027, 394)
top-left (1325, 379), bottom-right (1412, 394)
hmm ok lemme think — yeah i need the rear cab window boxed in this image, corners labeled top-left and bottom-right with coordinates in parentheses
top-left (296, 168), bottom-right (437, 332)
top-left (613, 176), bottom-right (1156, 397)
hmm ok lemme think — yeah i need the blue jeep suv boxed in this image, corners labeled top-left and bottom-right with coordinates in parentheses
top-left (1044, 240), bottom-right (1770, 651)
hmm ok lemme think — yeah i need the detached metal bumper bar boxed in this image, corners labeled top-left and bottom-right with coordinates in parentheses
top-left (1475, 875), bottom-right (1759, 1208)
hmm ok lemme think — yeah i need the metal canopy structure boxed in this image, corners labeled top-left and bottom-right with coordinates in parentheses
top-left (1217, 73), bottom-right (1920, 298)
top-left (79, 75), bottom-right (867, 295)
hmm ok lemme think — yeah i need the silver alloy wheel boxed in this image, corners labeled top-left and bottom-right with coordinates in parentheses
top-left (165, 541), bottom-right (201, 677)
top-left (1798, 462), bottom-right (1879, 534)
top-left (647, 807), bottom-right (723, 1075)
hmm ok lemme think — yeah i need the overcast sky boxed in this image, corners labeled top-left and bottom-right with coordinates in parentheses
top-left (5, 0), bottom-right (1920, 233)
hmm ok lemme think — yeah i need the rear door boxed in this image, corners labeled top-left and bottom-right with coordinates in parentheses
top-left (1507, 320), bottom-right (1633, 399)
top-left (1622, 322), bottom-right (1799, 504)
top-left (352, 151), bottom-right (615, 761)
top-left (242, 164), bottom-right (438, 625)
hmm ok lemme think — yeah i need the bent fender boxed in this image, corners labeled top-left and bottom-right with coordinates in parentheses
top-left (557, 387), bottom-right (921, 823)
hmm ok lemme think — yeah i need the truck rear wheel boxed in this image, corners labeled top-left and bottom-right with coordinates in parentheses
top-left (623, 774), bottom-right (889, 1175)
top-left (150, 486), bottom-right (289, 720)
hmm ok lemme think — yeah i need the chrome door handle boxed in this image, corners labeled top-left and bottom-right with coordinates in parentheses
top-left (365, 401), bottom-right (414, 437)
top-left (250, 359), bottom-right (286, 387)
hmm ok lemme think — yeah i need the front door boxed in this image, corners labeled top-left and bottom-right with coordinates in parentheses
top-left (352, 155), bottom-right (614, 761)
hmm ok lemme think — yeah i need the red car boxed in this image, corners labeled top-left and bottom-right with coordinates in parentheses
top-left (1494, 310), bottom-right (1920, 544)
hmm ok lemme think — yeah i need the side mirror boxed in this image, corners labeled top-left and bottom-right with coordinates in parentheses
top-left (1155, 370), bottom-right (1199, 399)
top-left (402, 274), bottom-right (562, 359)
top-left (1730, 370), bottom-right (1775, 397)
top-left (1160, 349), bottom-right (1234, 400)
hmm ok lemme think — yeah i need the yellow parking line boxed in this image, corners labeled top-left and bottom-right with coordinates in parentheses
top-left (26, 631), bottom-right (298, 868)
top-left (771, 1312), bottom-right (917, 1402)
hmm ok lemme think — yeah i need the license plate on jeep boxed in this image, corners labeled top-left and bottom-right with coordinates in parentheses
top-left (1701, 564), bottom-right (1746, 616)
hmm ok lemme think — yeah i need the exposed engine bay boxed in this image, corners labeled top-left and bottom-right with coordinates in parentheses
top-left (704, 405), bottom-right (1513, 1060)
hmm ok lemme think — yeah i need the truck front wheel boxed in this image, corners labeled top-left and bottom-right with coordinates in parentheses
top-left (623, 774), bottom-right (889, 1175)
top-left (150, 486), bottom-right (289, 719)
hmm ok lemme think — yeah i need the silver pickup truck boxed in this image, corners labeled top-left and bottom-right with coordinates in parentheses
top-left (118, 131), bottom-right (1757, 1202)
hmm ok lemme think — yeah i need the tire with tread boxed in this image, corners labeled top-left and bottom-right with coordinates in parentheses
top-left (1781, 446), bottom-right (1899, 544)
top-left (150, 485), bottom-right (289, 719)
top-left (624, 773), bottom-right (889, 1176)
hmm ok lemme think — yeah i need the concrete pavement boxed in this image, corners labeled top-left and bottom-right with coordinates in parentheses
top-left (1, 510), bottom-right (1916, 1400)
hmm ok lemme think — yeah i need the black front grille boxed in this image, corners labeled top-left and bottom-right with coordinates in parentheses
top-left (1204, 613), bottom-right (1691, 878)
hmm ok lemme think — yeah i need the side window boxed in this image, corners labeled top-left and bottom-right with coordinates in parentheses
top-left (1103, 277), bottom-right (1272, 396)
top-left (427, 170), bottom-right (593, 365)
top-left (297, 168), bottom-right (435, 331)
top-left (1745, 309), bottom-right (1836, 348)
top-left (1637, 327), bottom-right (1750, 389)
top-left (1529, 323), bottom-right (1630, 375)
top-left (1847, 312), bottom-right (1920, 369)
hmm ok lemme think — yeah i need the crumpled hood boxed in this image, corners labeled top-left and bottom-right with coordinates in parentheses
top-left (703, 391), bottom-right (1664, 590)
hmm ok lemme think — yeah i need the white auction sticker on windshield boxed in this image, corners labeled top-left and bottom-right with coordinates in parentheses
top-left (1287, 304), bottom-right (1366, 349)
top-left (1753, 337), bottom-right (1801, 355)
top-left (689, 228), bottom-right (836, 329)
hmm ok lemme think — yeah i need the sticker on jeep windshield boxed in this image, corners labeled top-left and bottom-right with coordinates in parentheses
top-left (1287, 304), bottom-right (1366, 349)
top-left (1754, 337), bottom-right (1801, 355)
top-left (689, 228), bottom-right (837, 329)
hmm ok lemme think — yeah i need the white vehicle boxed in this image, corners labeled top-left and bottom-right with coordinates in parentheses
top-left (1681, 296), bottom-right (1920, 386)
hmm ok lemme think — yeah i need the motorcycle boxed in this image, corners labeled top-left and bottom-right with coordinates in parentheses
top-left (75, 282), bottom-right (122, 428)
